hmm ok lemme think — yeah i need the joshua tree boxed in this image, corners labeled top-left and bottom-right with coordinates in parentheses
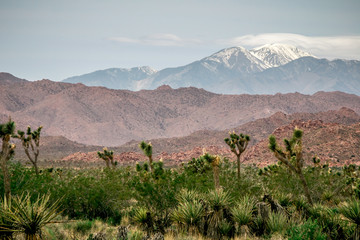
top-left (202, 152), bottom-right (221, 190)
top-left (97, 147), bottom-right (115, 168)
top-left (224, 132), bottom-right (250, 179)
top-left (17, 126), bottom-right (42, 175)
top-left (139, 141), bottom-right (153, 171)
top-left (0, 118), bottom-right (16, 202)
top-left (268, 128), bottom-right (313, 205)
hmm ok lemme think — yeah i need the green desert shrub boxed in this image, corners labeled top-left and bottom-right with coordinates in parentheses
top-left (287, 218), bottom-right (326, 240)
top-left (74, 220), bottom-right (94, 235)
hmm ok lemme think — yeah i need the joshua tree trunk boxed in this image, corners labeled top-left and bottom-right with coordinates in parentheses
top-left (0, 156), bottom-right (11, 201)
top-left (0, 119), bottom-right (15, 202)
top-left (1, 138), bottom-right (12, 202)
top-left (213, 164), bottom-right (220, 190)
top-left (298, 171), bottom-right (313, 206)
top-left (110, 158), bottom-right (116, 168)
top-left (236, 154), bottom-right (241, 180)
top-left (148, 155), bottom-right (153, 171)
top-left (212, 156), bottom-right (221, 190)
top-left (24, 148), bottom-right (39, 175)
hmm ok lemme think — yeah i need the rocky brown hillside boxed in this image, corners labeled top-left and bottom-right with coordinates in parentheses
top-left (10, 107), bottom-right (360, 165)
top-left (243, 121), bottom-right (360, 167)
top-left (115, 107), bottom-right (360, 154)
top-left (58, 120), bottom-right (360, 168)
top-left (49, 108), bottom-right (360, 167)
top-left (1, 73), bottom-right (359, 147)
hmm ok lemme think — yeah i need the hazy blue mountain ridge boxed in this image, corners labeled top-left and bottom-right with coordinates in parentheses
top-left (62, 44), bottom-right (360, 95)
top-left (63, 66), bottom-right (156, 90)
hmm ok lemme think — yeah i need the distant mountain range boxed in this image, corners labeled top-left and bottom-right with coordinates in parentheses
top-left (63, 44), bottom-right (360, 95)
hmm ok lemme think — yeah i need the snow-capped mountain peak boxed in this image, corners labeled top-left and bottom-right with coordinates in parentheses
top-left (202, 46), bottom-right (269, 72)
top-left (134, 66), bottom-right (158, 75)
top-left (250, 43), bottom-right (314, 67)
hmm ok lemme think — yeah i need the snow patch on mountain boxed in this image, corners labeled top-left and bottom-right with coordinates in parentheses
top-left (250, 43), bottom-right (314, 67)
top-left (201, 47), bottom-right (269, 73)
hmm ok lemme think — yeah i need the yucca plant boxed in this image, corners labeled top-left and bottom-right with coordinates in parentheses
top-left (293, 196), bottom-right (310, 218)
top-left (131, 207), bottom-right (153, 234)
top-left (2, 193), bottom-right (62, 240)
top-left (231, 196), bottom-right (256, 229)
top-left (205, 189), bottom-right (233, 237)
top-left (275, 192), bottom-right (293, 208)
top-left (266, 211), bottom-right (288, 235)
top-left (339, 199), bottom-right (360, 240)
top-left (218, 219), bottom-right (233, 238)
top-left (171, 200), bottom-right (205, 233)
top-left (0, 196), bottom-right (16, 240)
top-left (207, 189), bottom-right (232, 213)
top-left (176, 189), bottom-right (203, 204)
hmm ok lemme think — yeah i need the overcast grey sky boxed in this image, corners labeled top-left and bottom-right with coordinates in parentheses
top-left (1, 0), bottom-right (360, 81)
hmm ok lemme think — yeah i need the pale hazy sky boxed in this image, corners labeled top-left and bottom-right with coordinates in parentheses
top-left (1, 0), bottom-right (360, 81)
